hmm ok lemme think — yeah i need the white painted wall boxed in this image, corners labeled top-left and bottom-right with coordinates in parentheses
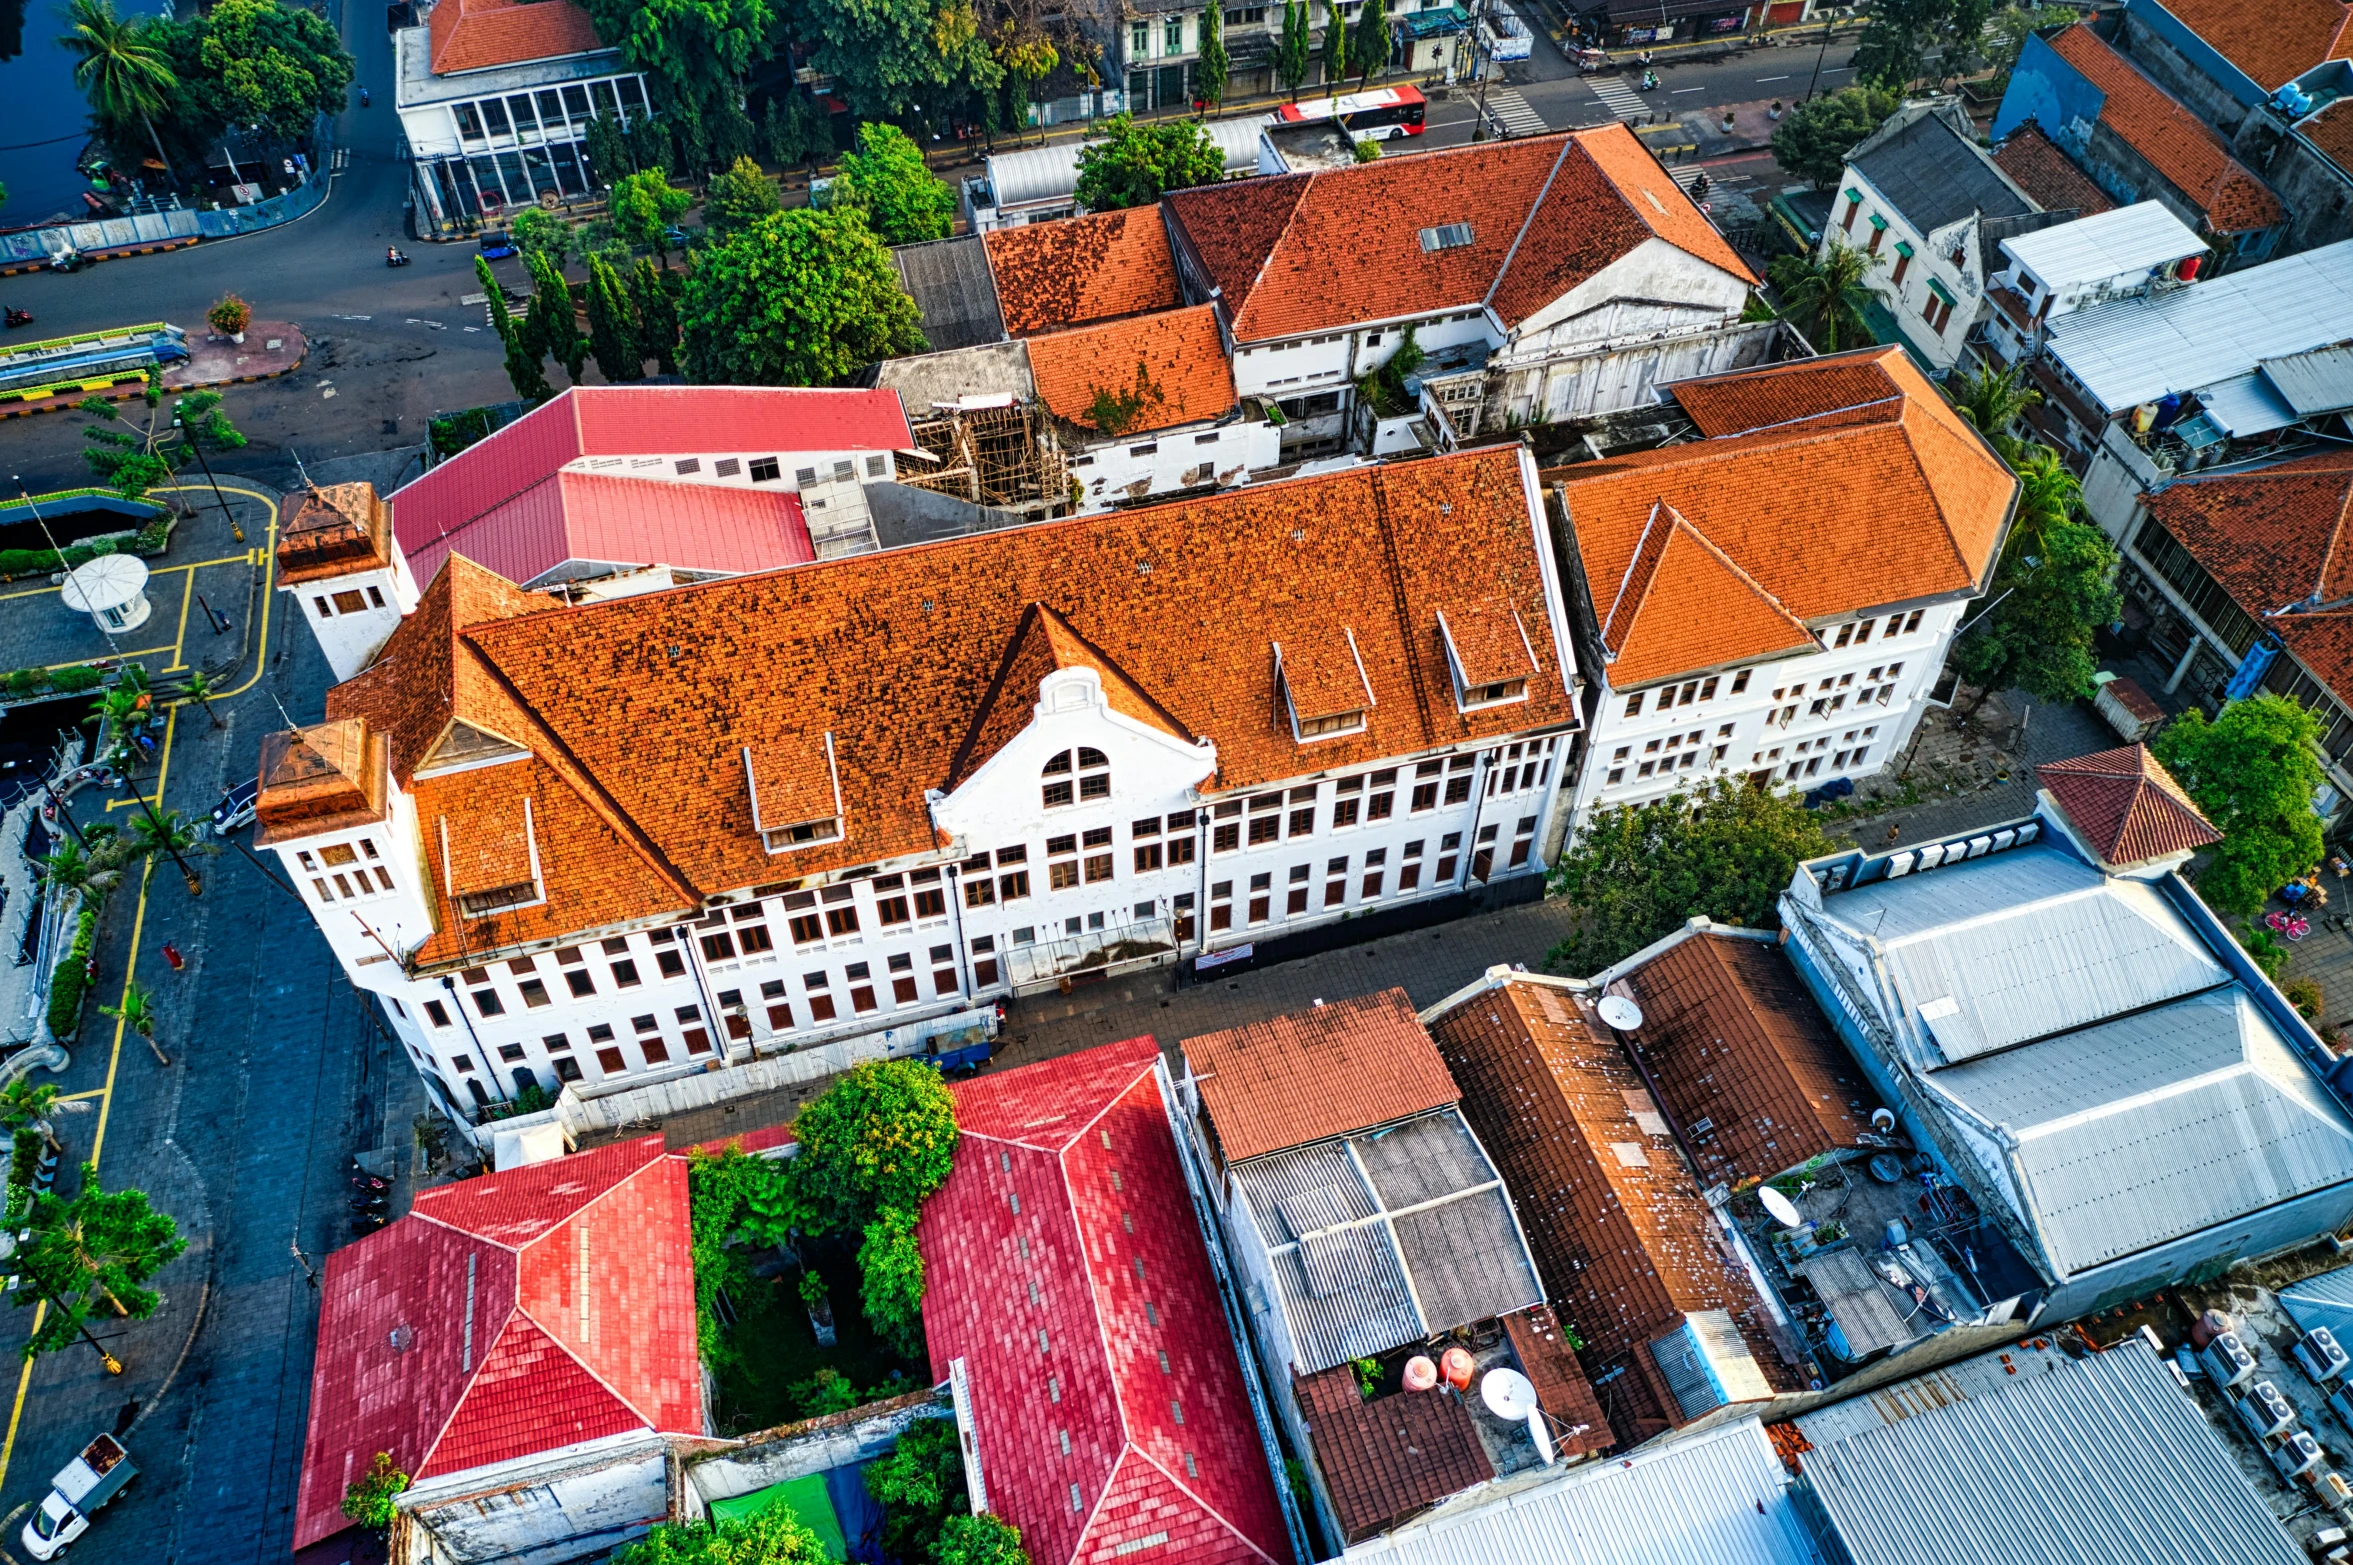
top-left (1823, 170), bottom-right (1981, 374)
top-left (562, 448), bottom-right (899, 492)
top-left (1066, 419), bottom-right (1283, 510)
top-left (288, 563), bottom-right (412, 684)
top-left (1510, 238), bottom-right (1750, 352)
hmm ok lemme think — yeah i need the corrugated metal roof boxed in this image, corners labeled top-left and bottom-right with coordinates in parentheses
top-left (2261, 342), bottom-right (2353, 417)
top-left (1822, 846), bottom-right (2227, 1064)
top-left (987, 118), bottom-right (1269, 208)
top-left (1234, 1109), bottom-right (1541, 1375)
top-left (2044, 237), bottom-right (2353, 413)
top-left (2196, 368), bottom-right (2301, 435)
top-left (1798, 1341), bottom-right (2304, 1565)
top-left (890, 235), bottom-right (1008, 352)
top-left (2280, 1262), bottom-right (2353, 1337)
top-left (1934, 986), bottom-right (2353, 1274)
top-left (1999, 200), bottom-right (2204, 288)
top-left (1339, 1417), bottom-right (1821, 1565)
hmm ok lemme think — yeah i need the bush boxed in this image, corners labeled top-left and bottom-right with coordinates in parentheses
top-left (51, 666), bottom-right (105, 694)
top-left (9, 1127), bottom-right (41, 1192)
top-left (340, 1452), bottom-right (410, 1532)
top-left (2239, 921), bottom-right (2290, 979)
top-left (207, 294), bottom-right (253, 335)
top-left (932, 1513), bottom-right (1030, 1565)
top-left (46, 909), bottom-right (97, 1039)
top-left (858, 1205), bottom-right (926, 1359)
top-left (429, 407), bottom-right (500, 460)
top-left (864, 1419), bottom-right (966, 1564)
top-left (2285, 977), bottom-right (2327, 1021)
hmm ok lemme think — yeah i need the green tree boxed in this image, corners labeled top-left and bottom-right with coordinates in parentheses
top-left (341, 1452), bottom-right (410, 1533)
top-left (762, 89), bottom-right (826, 170)
top-left (1196, 1), bottom-right (1229, 108)
top-left (665, 93), bottom-right (714, 179)
top-left (678, 207), bottom-right (924, 386)
top-left (686, 1146), bottom-right (794, 1364)
top-left (35, 839), bottom-right (118, 909)
top-left (511, 206), bottom-right (576, 267)
top-left (2153, 693), bottom-right (2326, 915)
top-left (617, 1506), bottom-right (833, 1565)
top-left (613, 167), bottom-right (696, 267)
top-left (585, 108), bottom-right (634, 182)
top-left (1950, 359), bottom-right (2039, 464)
top-left (1952, 514), bottom-right (2120, 711)
top-left (525, 249), bottom-right (587, 384)
top-left (58, 0), bottom-right (178, 189)
top-left (196, 0), bottom-right (353, 140)
top-left (1768, 85), bottom-right (1897, 189)
top-left (932, 1513), bottom-right (1029, 1565)
top-left (1851, 0), bottom-right (1992, 90)
top-left (789, 1059), bottom-right (959, 1227)
top-left (786, 0), bottom-right (1000, 123)
top-left (97, 980), bottom-right (157, 1044)
top-left (479, 255), bottom-right (553, 402)
top-left (994, 23), bottom-right (1060, 136)
top-left (579, 0), bottom-right (777, 129)
top-left (1545, 775), bottom-right (1834, 974)
top-left (125, 805), bottom-right (207, 894)
top-left (1074, 113), bottom-right (1224, 212)
top-left (1984, 2), bottom-right (2077, 81)
top-left (2008, 443), bottom-right (2080, 552)
top-left (864, 1419), bottom-right (967, 1565)
top-left (704, 153), bottom-right (781, 240)
top-left (1277, 0), bottom-right (1311, 99)
top-left (835, 122), bottom-right (955, 244)
top-left (586, 255), bottom-right (645, 382)
top-left (1767, 240), bottom-right (1878, 352)
top-left (858, 1204), bottom-right (926, 1357)
top-left (631, 256), bottom-right (682, 375)
top-left (1320, 0), bottom-right (1349, 88)
top-left (1351, 0), bottom-right (1387, 85)
top-left (12, 1164), bottom-right (187, 1361)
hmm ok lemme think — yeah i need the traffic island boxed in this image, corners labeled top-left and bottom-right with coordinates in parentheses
top-left (0, 322), bottom-right (306, 421)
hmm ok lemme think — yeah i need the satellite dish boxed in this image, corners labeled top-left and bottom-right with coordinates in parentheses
top-left (1481, 1367), bottom-right (1539, 1421)
top-left (1759, 1186), bottom-right (1804, 1228)
top-left (1596, 995), bottom-right (1644, 1032)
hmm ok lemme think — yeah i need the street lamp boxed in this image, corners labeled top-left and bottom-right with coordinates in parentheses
top-left (172, 402), bottom-right (244, 544)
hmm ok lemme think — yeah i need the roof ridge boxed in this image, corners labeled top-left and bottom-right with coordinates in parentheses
top-left (1601, 502), bottom-right (1675, 650)
top-left (417, 1294), bottom-right (519, 1474)
top-left (1665, 506), bottom-right (1814, 631)
top-left (1485, 137), bottom-right (1580, 313)
top-left (2317, 476), bottom-right (2353, 602)
top-left (1123, 1445), bottom-right (1284, 1564)
top-left (1897, 399), bottom-right (1999, 591)
top-left (1710, 389), bottom-right (1904, 439)
top-left (508, 1297), bottom-right (669, 1433)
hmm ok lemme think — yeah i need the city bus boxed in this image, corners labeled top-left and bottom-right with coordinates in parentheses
top-left (1273, 83), bottom-right (1428, 140)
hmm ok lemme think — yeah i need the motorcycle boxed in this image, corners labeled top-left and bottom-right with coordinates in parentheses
top-left (1641, 70), bottom-right (1660, 91)
top-left (385, 248), bottom-right (411, 267)
top-left (359, 86), bottom-right (371, 107)
top-left (3, 308), bottom-right (29, 329)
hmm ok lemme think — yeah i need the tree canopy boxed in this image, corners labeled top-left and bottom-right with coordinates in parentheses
top-left (196, 0), bottom-right (353, 139)
top-left (790, 1058), bottom-right (959, 1227)
top-left (617, 1506), bottom-right (833, 1565)
top-left (612, 168), bottom-right (695, 267)
top-left (864, 1419), bottom-right (968, 1564)
top-left (678, 207), bottom-right (924, 385)
top-left (1766, 241), bottom-right (1878, 353)
top-left (933, 1513), bottom-right (1031, 1565)
top-left (580, 0), bottom-right (776, 119)
top-left (835, 122), bottom-right (955, 244)
top-left (785, 0), bottom-right (1001, 122)
top-left (703, 156), bottom-right (781, 241)
top-left (1546, 776), bottom-right (1835, 974)
top-left (1074, 114), bottom-right (1224, 211)
top-left (1951, 460), bottom-right (2120, 712)
top-left (1768, 86), bottom-right (1897, 190)
top-left (1852, 0), bottom-right (1994, 90)
top-left (12, 1164), bottom-right (187, 1361)
top-left (2153, 693), bottom-right (2325, 915)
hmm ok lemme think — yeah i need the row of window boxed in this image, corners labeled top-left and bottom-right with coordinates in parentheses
top-left (1202, 818), bottom-right (1536, 926)
top-left (447, 76), bottom-right (648, 146)
top-left (297, 839), bottom-right (394, 904)
top-left (1619, 615), bottom-right (1924, 718)
top-left (311, 583), bottom-right (386, 621)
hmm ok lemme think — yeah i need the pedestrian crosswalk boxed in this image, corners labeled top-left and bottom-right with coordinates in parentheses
top-left (1482, 86), bottom-right (1551, 138)
top-left (1587, 75), bottom-right (1652, 122)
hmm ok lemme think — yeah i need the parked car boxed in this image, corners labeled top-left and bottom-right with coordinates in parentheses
top-left (210, 777), bottom-right (259, 833)
top-left (477, 229), bottom-right (517, 261)
top-left (22, 1434), bottom-right (135, 1559)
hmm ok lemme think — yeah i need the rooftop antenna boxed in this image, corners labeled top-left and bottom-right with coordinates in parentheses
top-left (291, 448), bottom-right (315, 490)
top-left (269, 690), bottom-right (298, 731)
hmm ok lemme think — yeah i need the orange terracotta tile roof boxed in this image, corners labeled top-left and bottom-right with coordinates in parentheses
top-left (2305, 98), bottom-right (2353, 178)
top-left (2141, 0), bottom-right (2353, 90)
top-left (2037, 744), bottom-right (2220, 864)
top-left (1182, 989), bottom-right (1460, 1164)
top-left (1162, 126), bottom-right (1753, 345)
top-left (981, 206), bottom-right (1182, 337)
top-left (278, 483), bottom-right (394, 586)
top-left (2140, 447), bottom-right (2353, 700)
top-left (1992, 124), bottom-right (2117, 216)
top-left (948, 603), bottom-right (1193, 790)
top-left (2048, 24), bottom-right (2284, 233)
top-left (1025, 305), bottom-right (1237, 435)
top-left (427, 0), bottom-right (607, 74)
top-left (1555, 347), bottom-right (2017, 690)
top-left (256, 719), bottom-right (389, 843)
top-left (314, 451), bottom-right (1573, 958)
top-left (1439, 598), bottom-right (1539, 686)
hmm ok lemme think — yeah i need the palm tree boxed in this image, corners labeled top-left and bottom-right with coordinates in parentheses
top-left (2009, 442), bottom-right (2084, 554)
top-left (100, 982), bottom-right (166, 1066)
top-left (58, 0), bottom-right (179, 190)
top-left (1950, 360), bottom-right (2040, 464)
top-left (177, 669), bottom-right (222, 731)
top-left (1767, 241), bottom-right (1879, 354)
top-left (34, 839), bottom-right (118, 909)
top-left (124, 804), bottom-right (203, 897)
top-left (0, 1079), bottom-right (89, 1156)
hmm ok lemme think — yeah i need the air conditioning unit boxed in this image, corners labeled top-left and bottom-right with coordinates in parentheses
top-left (2202, 1331), bottom-right (2257, 1388)
top-left (2299, 1328), bottom-right (2353, 1386)
top-left (2275, 1430), bottom-right (2327, 1479)
top-left (2237, 1380), bottom-right (2296, 1440)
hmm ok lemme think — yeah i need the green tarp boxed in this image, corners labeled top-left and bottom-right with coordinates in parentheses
top-left (708, 1473), bottom-right (848, 1559)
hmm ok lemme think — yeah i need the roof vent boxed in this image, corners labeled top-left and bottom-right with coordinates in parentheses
top-left (1419, 223), bottom-right (1475, 252)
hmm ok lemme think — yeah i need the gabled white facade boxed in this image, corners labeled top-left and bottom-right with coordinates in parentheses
top-left (290, 553), bottom-right (421, 684)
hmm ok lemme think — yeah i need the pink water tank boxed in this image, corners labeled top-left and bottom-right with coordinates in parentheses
top-left (1402, 1356), bottom-right (1438, 1392)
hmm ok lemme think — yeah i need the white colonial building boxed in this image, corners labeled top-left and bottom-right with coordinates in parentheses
top-left (260, 447), bottom-right (1580, 1126)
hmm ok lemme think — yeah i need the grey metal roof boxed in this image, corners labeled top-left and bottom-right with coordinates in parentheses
top-left (1821, 846), bottom-right (2228, 1064)
top-left (1340, 1417), bottom-right (1822, 1565)
top-left (1932, 986), bottom-right (2353, 1274)
top-left (1851, 108), bottom-right (2033, 236)
top-left (2261, 342), bottom-right (2353, 417)
top-left (986, 117), bottom-right (1268, 209)
top-left (890, 236), bottom-right (1007, 353)
top-left (2280, 1262), bottom-right (2353, 1337)
top-left (1233, 1109), bottom-right (1542, 1374)
top-left (2194, 368), bottom-right (2302, 436)
top-left (2044, 237), bottom-right (2353, 414)
top-left (1999, 200), bottom-right (2205, 288)
top-left (1798, 1340), bottom-right (2303, 1565)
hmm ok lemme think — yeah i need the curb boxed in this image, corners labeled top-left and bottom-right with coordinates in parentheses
top-left (0, 237), bottom-right (202, 278)
top-left (0, 351), bottom-right (307, 420)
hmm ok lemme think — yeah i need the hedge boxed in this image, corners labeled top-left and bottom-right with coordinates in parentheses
top-left (3, 664), bottom-right (107, 702)
top-left (45, 905), bottom-right (99, 1040)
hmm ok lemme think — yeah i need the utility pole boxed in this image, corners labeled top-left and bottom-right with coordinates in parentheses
top-left (121, 773), bottom-right (201, 898)
top-left (1804, 18), bottom-right (1834, 102)
top-left (172, 403), bottom-right (245, 544)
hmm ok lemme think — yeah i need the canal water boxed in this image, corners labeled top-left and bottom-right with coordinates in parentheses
top-left (0, 0), bottom-right (175, 230)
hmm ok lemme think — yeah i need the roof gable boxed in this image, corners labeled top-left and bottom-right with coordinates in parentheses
top-left (421, 1312), bottom-right (642, 1476)
top-left (982, 205), bottom-right (1183, 337)
top-left (1025, 305), bottom-right (1238, 434)
top-left (2037, 743), bottom-right (2220, 865)
top-left (427, 0), bottom-right (606, 73)
top-left (1850, 104), bottom-right (2034, 234)
top-left (1184, 988), bottom-right (1460, 1163)
top-left (1597, 503), bottom-right (1815, 688)
top-left (1993, 123), bottom-right (2118, 215)
top-left (946, 603), bottom-right (1194, 792)
top-left (2047, 23), bottom-right (2284, 232)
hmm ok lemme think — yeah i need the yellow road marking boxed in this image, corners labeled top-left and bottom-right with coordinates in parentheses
top-left (56, 1089), bottom-right (105, 1102)
top-left (102, 796), bottom-right (158, 812)
top-left (166, 570), bottom-right (195, 673)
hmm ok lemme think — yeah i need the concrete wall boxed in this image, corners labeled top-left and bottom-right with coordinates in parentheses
top-left (1991, 33), bottom-right (2108, 147)
top-left (2119, 2), bottom-right (2262, 129)
top-left (1067, 417), bottom-right (1283, 510)
top-left (2234, 108), bottom-right (2353, 257)
top-left (288, 563), bottom-right (409, 684)
top-left (401, 1434), bottom-right (669, 1565)
top-left (1502, 320), bottom-right (1780, 427)
top-left (681, 1394), bottom-right (948, 1521)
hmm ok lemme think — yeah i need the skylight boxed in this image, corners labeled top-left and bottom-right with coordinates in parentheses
top-left (1419, 223), bottom-right (1475, 252)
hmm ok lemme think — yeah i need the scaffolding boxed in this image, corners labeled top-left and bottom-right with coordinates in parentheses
top-left (896, 400), bottom-right (1070, 519)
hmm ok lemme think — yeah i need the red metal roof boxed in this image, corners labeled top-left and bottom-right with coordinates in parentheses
top-left (920, 1037), bottom-right (1292, 1565)
top-left (293, 1137), bottom-right (702, 1549)
top-left (391, 386), bottom-right (910, 588)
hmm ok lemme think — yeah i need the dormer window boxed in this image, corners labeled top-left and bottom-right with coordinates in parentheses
top-left (1042, 748), bottom-right (1109, 809)
top-left (1275, 629), bottom-right (1375, 743)
top-left (745, 733), bottom-right (845, 854)
top-left (1436, 601), bottom-right (1539, 714)
top-left (439, 798), bottom-right (545, 919)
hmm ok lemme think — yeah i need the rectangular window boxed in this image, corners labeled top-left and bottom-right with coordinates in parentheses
top-left (515, 979), bottom-right (550, 1008)
top-left (966, 877), bottom-right (995, 908)
top-left (1288, 807), bottom-right (1315, 837)
top-left (1903, 610), bottom-right (1924, 634)
top-left (1443, 775), bottom-right (1473, 805)
top-left (1731, 669), bottom-right (1751, 694)
top-left (877, 894), bottom-right (911, 926)
top-left (1135, 843), bottom-right (1163, 873)
top-left (1248, 815), bottom-right (1279, 845)
top-left (1085, 853), bottom-right (1114, 883)
top-left (657, 948), bottom-right (686, 978)
top-left (700, 931), bottom-right (736, 961)
top-left (826, 905), bottom-right (859, 936)
top-left (999, 870), bottom-right (1031, 902)
top-left (564, 969), bottom-right (595, 998)
top-left (1411, 782), bottom-right (1439, 812)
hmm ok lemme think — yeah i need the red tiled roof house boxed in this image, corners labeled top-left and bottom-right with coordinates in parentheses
top-left (918, 1037), bottom-right (1297, 1565)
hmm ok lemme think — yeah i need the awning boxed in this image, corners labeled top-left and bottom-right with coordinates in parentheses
top-left (1894, 240), bottom-right (1916, 259)
top-left (708, 1474), bottom-right (847, 1558)
top-left (1868, 213), bottom-right (1888, 231)
top-left (1926, 276), bottom-right (1957, 308)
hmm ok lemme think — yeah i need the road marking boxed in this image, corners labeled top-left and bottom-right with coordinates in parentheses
top-left (104, 795), bottom-right (161, 811)
top-left (1587, 76), bottom-right (1650, 121)
top-left (330, 314), bottom-right (372, 322)
top-left (459, 292), bottom-right (488, 306)
top-left (1481, 86), bottom-right (1551, 136)
top-left (322, 387), bottom-right (338, 398)
top-left (166, 567), bottom-right (195, 672)
top-left (1671, 86), bottom-right (1705, 93)
top-left (463, 326), bottom-right (482, 333)
top-left (57, 1089), bottom-right (105, 1102)
top-left (1756, 74), bottom-right (1789, 81)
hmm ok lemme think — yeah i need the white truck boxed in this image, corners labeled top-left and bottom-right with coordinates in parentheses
top-left (21, 1434), bottom-right (134, 1559)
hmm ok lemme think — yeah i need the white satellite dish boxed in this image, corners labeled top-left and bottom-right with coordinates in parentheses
top-left (1758, 1186), bottom-right (1804, 1228)
top-left (1481, 1367), bottom-right (1538, 1421)
top-left (1596, 995), bottom-right (1644, 1032)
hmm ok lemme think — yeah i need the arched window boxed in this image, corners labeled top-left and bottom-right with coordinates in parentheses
top-left (1042, 748), bottom-right (1111, 808)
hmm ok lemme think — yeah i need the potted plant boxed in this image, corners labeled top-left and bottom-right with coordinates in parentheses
top-left (207, 294), bottom-right (252, 343)
top-left (800, 1268), bottom-right (836, 1347)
